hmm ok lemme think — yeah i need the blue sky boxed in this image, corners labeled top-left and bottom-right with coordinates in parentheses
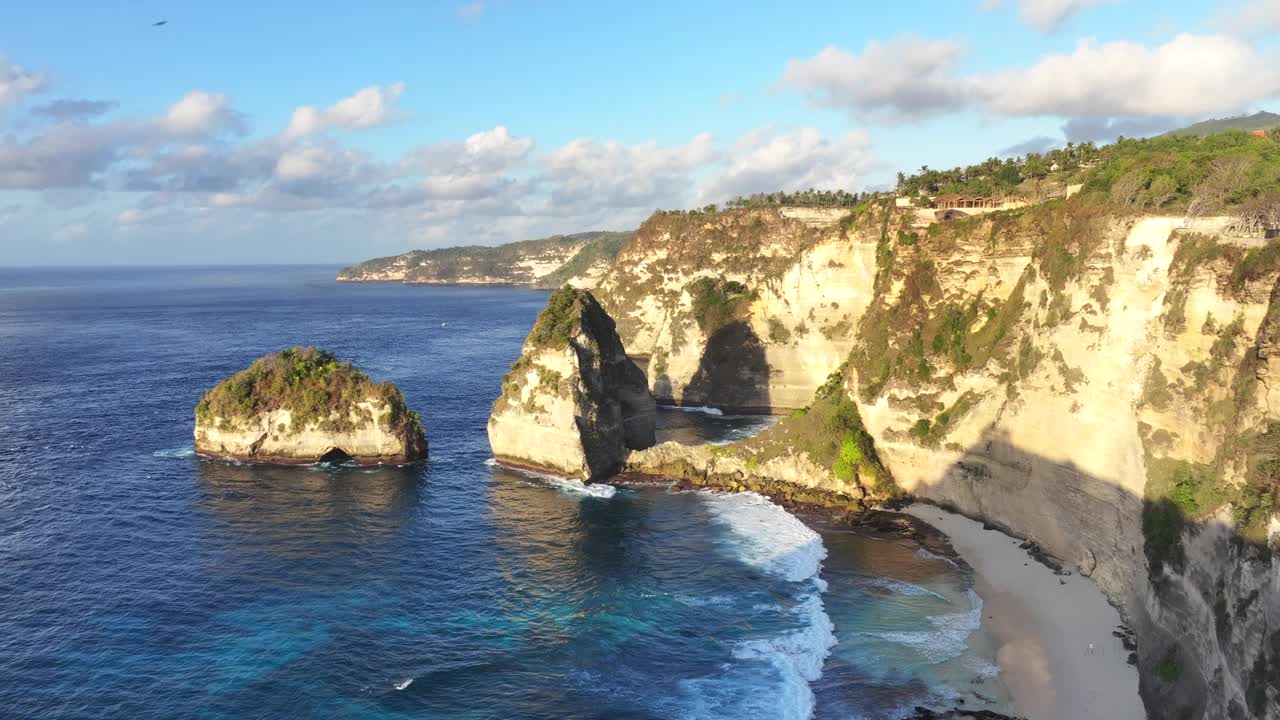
top-left (1, 0), bottom-right (1277, 265)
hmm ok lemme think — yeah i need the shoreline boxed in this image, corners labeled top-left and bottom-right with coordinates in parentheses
top-left (903, 504), bottom-right (1146, 720)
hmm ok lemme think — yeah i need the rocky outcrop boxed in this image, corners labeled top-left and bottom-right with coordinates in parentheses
top-left (488, 287), bottom-right (656, 480)
top-left (337, 231), bottom-right (629, 288)
top-left (194, 347), bottom-right (427, 464)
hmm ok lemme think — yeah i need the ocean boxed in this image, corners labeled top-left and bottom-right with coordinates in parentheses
top-left (0, 265), bottom-right (1010, 719)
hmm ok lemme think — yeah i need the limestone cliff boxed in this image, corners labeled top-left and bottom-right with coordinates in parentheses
top-left (337, 231), bottom-right (629, 288)
top-left (606, 196), bottom-right (1280, 718)
top-left (592, 206), bottom-right (873, 411)
top-left (194, 347), bottom-right (427, 464)
top-left (488, 287), bottom-right (656, 480)
top-left (833, 202), bottom-right (1280, 719)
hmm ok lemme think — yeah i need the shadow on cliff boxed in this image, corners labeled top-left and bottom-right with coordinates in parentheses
top-left (912, 426), bottom-right (1279, 720)
top-left (194, 458), bottom-right (425, 568)
top-left (683, 320), bottom-right (772, 412)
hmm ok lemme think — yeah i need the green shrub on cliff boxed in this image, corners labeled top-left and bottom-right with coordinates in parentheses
top-left (689, 277), bottom-right (756, 333)
top-left (195, 347), bottom-right (421, 436)
top-left (529, 286), bottom-right (586, 347)
top-left (737, 366), bottom-right (895, 497)
top-left (1155, 649), bottom-right (1182, 683)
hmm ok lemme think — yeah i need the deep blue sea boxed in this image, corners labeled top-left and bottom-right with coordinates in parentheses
top-left (0, 266), bottom-right (1010, 720)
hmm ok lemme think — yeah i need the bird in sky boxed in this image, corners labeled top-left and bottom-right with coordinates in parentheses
top-left (153, 20), bottom-right (167, 26)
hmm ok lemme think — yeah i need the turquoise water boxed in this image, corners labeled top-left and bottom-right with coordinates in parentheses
top-left (0, 266), bottom-right (1008, 719)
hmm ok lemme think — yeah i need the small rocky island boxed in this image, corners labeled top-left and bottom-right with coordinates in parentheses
top-left (194, 346), bottom-right (427, 464)
top-left (488, 287), bottom-right (655, 480)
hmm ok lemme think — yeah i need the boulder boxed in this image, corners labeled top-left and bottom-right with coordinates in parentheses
top-left (488, 287), bottom-right (655, 480)
top-left (194, 347), bottom-right (427, 464)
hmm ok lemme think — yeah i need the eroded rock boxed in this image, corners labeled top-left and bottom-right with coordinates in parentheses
top-left (488, 287), bottom-right (655, 480)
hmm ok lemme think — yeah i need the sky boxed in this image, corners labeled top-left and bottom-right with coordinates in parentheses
top-left (1, 0), bottom-right (1278, 266)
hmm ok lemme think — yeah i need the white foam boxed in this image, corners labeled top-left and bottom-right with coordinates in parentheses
top-left (667, 404), bottom-right (724, 416)
top-left (696, 490), bottom-right (836, 720)
top-left (545, 476), bottom-right (617, 498)
top-left (855, 575), bottom-right (949, 601)
top-left (914, 546), bottom-right (960, 569)
top-left (394, 678), bottom-right (413, 691)
top-left (707, 417), bottom-right (781, 446)
top-left (675, 593), bottom-right (735, 608)
top-left (152, 446), bottom-right (195, 458)
top-left (733, 592), bottom-right (837, 682)
top-left (863, 589), bottom-right (984, 664)
top-left (702, 491), bottom-right (826, 582)
top-left (486, 458), bottom-right (618, 498)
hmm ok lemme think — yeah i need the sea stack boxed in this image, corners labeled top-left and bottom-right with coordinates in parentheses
top-left (194, 346), bottom-right (427, 464)
top-left (488, 286), bottom-right (656, 480)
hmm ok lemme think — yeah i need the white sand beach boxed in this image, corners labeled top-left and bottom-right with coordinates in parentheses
top-left (904, 504), bottom-right (1146, 720)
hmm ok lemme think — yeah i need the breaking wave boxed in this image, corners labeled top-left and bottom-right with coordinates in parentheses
top-left (686, 491), bottom-right (836, 720)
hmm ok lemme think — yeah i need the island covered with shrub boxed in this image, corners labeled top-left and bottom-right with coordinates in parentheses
top-left (194, 347), bottom-right (427, 465)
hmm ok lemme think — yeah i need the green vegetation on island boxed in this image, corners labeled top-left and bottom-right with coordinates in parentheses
top-left (533, 233), bottom-right (631, 288)
top-left (195, 346), bottom-right (423, 436)
top-left (1161, 111), bottom-right (1280, 138)
top-left (337, 231), bottom-right (631, 286)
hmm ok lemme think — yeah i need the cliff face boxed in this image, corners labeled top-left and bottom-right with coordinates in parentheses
top-left (592, 206), bottom-right (875, 411)
top-left (194, 347), bottom-right (427, 464)
top-left (601, 200), bottom-right (1280, 719)
top-left (488, 287), bottom-right (656, 480)
top-left (842, 203), bottom-right (1280, 719)
top-left (337, 231), bottom-right (629, 288)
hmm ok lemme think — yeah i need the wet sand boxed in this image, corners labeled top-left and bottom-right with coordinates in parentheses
top-left (904, 504), bottom-right (1146, 720)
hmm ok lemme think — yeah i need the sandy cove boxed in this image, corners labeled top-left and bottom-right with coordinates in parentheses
top-left (904, 504), bottom-right (1146, 720)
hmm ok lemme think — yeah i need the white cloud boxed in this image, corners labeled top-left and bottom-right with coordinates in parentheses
top-left (51, 221), bottom-right (88, 243)
top-left (1014, 0), bottom-right (1114, 31)
top-left (163, 91), bottom-right (243, 135)
top-left (1218, 0), bottom-right (1280, 35)
top-left (782, 33), bottom-right (1280, 123)
top-left (980, 34), bottom-right (1279, 117)
top-left (542, 133), bottom-right (717, 212)
top-left (700, 128), bottom-right (874, 203)
top-left (283, 83), bottom-right (406, 139)
top-left (275, 145), bottom-right (335, 179)
top-left (780, 37), bottom-right (969, 123)
top-left (0, 55), bottom-right (47, 105)
top-left (115, 207), bottom-right (147, 225)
